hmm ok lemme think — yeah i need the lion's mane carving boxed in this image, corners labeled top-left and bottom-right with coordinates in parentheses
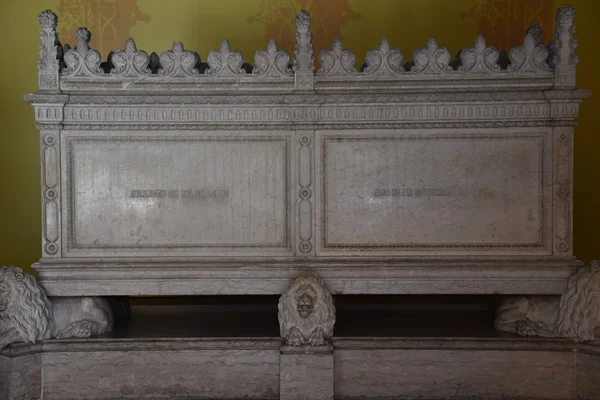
top-left (0, 266), bottom-right (113, 350)
top-left (495, 261), bottom-right (600, 342)
top-left (278, 275), bottom-right (335, 346)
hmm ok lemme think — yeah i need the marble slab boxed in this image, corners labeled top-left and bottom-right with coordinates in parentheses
top-left (42, 348), bottom-right (280, 399)
top-left (316, 128), bottom-right (551, 255)
top-left (63, 130), bottom-right (294, 257)
top-left (334, 346), bottom-right (577, 399)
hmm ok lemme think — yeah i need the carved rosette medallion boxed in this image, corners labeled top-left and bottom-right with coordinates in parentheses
top-left (298, 133), bottom-right (314, 254)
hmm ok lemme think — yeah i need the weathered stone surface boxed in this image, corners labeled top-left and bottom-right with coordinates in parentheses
top-left (334, 347), bottom-right (576, 399)
top-left (281, 346), bottom-right (333, 400)
top-left (42, 348), bottom-right (280, 399)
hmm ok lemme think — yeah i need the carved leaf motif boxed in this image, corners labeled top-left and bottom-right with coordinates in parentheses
top-left (459, 35), bottom-right (500, 73)
top-left (158, 42), bottom-right (199, 77)
top-left (110, 38), bottom-right (151, 77)
top-left (62, 27), bottom-right (103, 76)
top-left (317, 38), bottom-right (357, 76)
top-left (207, 40), bottom-right (246, 77)
top-left (411, 37), bottom-right (452, 73)
top-left (363, 37), bottom-right (403, 75)
top-left (253, 39), bottom-right (292, 77)
top-left (508, 26), bottom-right (551, 72)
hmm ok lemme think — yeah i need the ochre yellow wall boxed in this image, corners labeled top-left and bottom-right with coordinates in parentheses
top-left (1, 1), bottom-right (598, 274)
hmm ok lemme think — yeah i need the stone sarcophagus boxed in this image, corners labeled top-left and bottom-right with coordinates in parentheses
top-left (26, 6), bottom-right (589, 297)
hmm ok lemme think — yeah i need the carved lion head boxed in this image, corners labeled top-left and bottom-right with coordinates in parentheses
top-left (278, 275), bottom-right (335, 340)
top-left (0, 266), bottom-right (54, 349)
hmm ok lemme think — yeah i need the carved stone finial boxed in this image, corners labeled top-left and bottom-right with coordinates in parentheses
top-left (278, 275), bottom-right (335, 347)
top-left (556, 4), bottom-right (576, 25)
top-left (0, 266), bottom-right (113, 350)
top-left (551, 4), bottom-right (578, 85)
top-left (495, 262), bottom-right (600, 342)
top-left (293, 10), bottom-right (314, 89)
top-left (39, 9), bottom-right (58, 29)
top-left (37, 9), bottom-right (60, 90)
top-left (295, 9), bottom-right (311, 31)
top-left (76, 27), bottom-right (91, 54)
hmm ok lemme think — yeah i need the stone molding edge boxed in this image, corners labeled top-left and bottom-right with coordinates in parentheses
top-left (23, 90), bottom-right (590, 105)
top-left (495, 261), bottom-right (600, 342)
top-left (34, 7), bottom-right (578, 89)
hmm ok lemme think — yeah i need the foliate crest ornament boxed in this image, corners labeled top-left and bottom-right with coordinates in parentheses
top-left (550, 5), bottom-right (579, 68)
top-left (37, 9), bottom-right (60, 90)
top-left (459, 35), bottom-right (500, 73)
top-left (278, 275), bottom-right (335, 346)
top-left (207, 40), bottom-right (246, 77)
top-left (508, 25), bottom-right (551, 72)
top-left (62, 27), bottom-right (103, 77)
top-left (362, 37), bottom-right (403, 75)
top-left (411, 37), bottom-right (452, 73)
top-left (158, 42), bottom-right (199, 77)
top-left (495, 261), bottom-right (600, 342)
top-left (317, 38), bottom-right (358, 76)
top-left (253, 39), bottom-right (293, 77)
top-left (110, 38), bottom-right (151, 77)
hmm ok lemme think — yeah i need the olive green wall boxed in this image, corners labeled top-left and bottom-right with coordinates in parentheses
top-left (0, 1), bottom-right (598, 274)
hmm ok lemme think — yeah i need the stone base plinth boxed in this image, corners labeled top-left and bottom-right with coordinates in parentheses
top-left (2, 336), bottom-right (600, 400)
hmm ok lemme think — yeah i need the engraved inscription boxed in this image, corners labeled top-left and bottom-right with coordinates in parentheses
top-left (66, 135), bottom-right (290, 252)
top-left (321, 132), bottom-right (549, 252)
top-left (130, 189), bottom-right (230, 199)
top-left (373, 187), bottom-right (494, 198)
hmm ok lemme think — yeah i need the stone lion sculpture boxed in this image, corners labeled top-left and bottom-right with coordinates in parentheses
top-left (0, 266), bottom-right (113, 350)
top-left (495, 261), bottom-right (600, 342)
top-left (278, 275), bottom-right (335, 346)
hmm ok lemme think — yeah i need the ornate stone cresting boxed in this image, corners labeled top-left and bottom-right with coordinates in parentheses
top-left (551, 4), bottom-right (578, 86)
top-left (110, 38), bottom-right (151, 77)
top-left (207, 40), bottom-right (246, 77)
top-left (63, 27), bottom-right (103, 77)
top-left (253, 39), bottom-right (292, 77)
top-left (411, 37), bottom-right (452, 73)
top-left (495, 261), bottom-right (600, 342)
top-left (508, 25), bottom-right (551, 72)
top-left (158, 42), bottom-right (199, 77)
top-left (363, 38), bottom-right (403, 75)
top-left (278, 275), bottom-right (335, 346)
top-left (37, 9), bottom-right (60, 90)
top-left (459, 35), bottom-right (500, 73)
top-left (317, 38), bottom-right (358, 76)
top-left (0, 266), bottom-right (113, 350)
top-left (293, 10), bottom-right (314, 90)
